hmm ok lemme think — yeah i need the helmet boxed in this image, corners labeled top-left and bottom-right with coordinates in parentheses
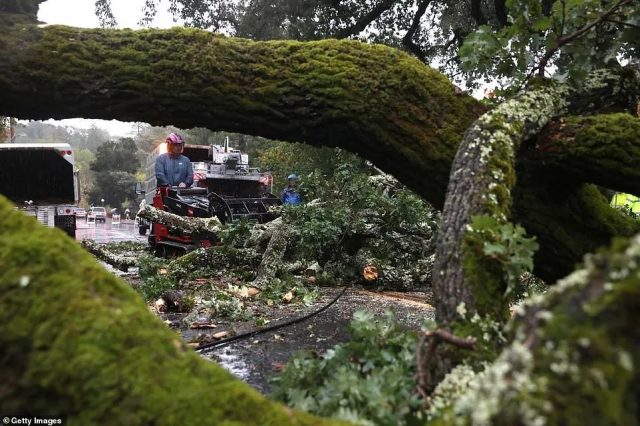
top-left (287, 174), bottom-right (299, 180)
top-left (166, 133), bottom-right (184, 145)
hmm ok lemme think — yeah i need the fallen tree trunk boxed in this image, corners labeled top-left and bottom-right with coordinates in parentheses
top-left (0, 21), bottom-right (480, 209)
top-left (525, 113), bottom-right (640, 195)
top-left (252, 219), bottom-right (296, 290)
top-left (81, 239), bottom-right (137, 271)
top-left (137, 204), bottom-right (222, 234)
top-left (434, 72), bottom-right (640, 327)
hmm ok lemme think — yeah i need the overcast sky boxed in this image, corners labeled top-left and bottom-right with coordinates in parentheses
top-left (36, 0), bottom-right (180, 136)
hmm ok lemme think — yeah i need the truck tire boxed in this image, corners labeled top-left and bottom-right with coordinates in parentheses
top-left (138, 226), bottom-right (147, 236)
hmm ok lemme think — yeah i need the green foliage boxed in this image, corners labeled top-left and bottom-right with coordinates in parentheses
top-left (137, 275), bottom-right (176, 301)
top-left (203, 286), bottom-right (252, 321)
top-left (257, 144), bottom-right (367, 195)
top-left (468, 215), bottom-right (539, 296)
top-left (137, 253), bottom-right (165, 279)
top-left (283, 159), bottom-right (437, 267)
top-left (259, 276), bottom-right (320, 307)
top-left (136, 254), bottom-right (176, 301)
top-left (220, 217), bottom-right (253, 248)
top-left (460, 0), bottom-right (640, 90)
top-left (272, 310), bottom-right (423, 426)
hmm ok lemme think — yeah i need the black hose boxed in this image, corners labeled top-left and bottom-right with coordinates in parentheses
top-left (195, 284), bottom-right (351, 353)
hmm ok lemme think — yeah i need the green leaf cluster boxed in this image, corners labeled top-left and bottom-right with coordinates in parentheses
top-left (136, 253), bottom-right (176, 301)
top-left (271, 310), bottom-right (424, 426)
top-left (219, 217), bottom-right (253, 248)
top-left (459, 0), bottom-right (640, 90)
top-left (469, 215), bottom-right (539, 297)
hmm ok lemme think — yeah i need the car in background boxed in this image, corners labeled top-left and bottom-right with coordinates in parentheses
top-left (74, 208), bottom-right (87, 219)
top-left (89, 206), bottom-right (107, 223)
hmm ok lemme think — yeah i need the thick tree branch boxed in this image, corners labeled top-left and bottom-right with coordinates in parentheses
top-left (0, 23), bottom-right (481, 211)
top-left (470, 0), bottom-right (487, 26)
top-left (434, 67), bottom-right (640, 326)
top-left (513, 182), bottom-right (640, 281)
top-left (137, 204), bottom-right (222, 234)
top-left (81, 239), bottom-right (137, 271)
top-left (434, 232), bottom-right (640, 424)
top-left (434, 82), bottom-right (572, 326)
top-left (401, 0), bottom-right (431, 61)
top-left (526, 113), bottom-right (640, 195)
top-left (332, 0), bottom-right (396, 39)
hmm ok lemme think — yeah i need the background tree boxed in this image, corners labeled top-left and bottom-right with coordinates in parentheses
top-left (89, 138), bottom-right (140, 209)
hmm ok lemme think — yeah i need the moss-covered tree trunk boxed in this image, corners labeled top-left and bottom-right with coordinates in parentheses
top-left (429, 233), bottom-right (640, 425)
top-left (434, 74), bottom-right (640, 325)
top-left (431, 72), bottom-right (640, 380)
top-left (0, 21), bottom-right (480, 209)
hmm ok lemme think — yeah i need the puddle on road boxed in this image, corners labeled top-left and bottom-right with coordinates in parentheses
top-left (202, 347), bottom-right (251, 382)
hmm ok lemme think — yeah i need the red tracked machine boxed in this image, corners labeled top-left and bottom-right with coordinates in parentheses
top-left (140, 138), bottom-right (281, 256)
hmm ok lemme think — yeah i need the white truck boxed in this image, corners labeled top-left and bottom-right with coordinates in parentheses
top-left (0, 143), bottom-right (80, 237)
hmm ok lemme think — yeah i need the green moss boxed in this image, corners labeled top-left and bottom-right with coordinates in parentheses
top-left (0, 23), bottom-right (482, 209)
top-left (529, 113), bottom-right (640, 195)
top-left (0, 195), bottom-right (340, 425)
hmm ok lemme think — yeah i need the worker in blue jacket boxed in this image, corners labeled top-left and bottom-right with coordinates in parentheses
top-left (156, 133), bottom-right (193, 188)
top-left (281, 174), bottom-right (303, 205)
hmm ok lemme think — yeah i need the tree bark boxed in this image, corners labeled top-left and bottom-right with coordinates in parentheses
top-left (526, 113), bottom-right (640, 195)
top-left (434, 83), bottom-right (572, 326)
top-left (0, 22), bottom-right (481, 210)
top-left (434, 74), bottom-right (640, 327)
top-left (137, 204), bottom-right (222, 234)
top-left (252, 218), bottom-right (296, 290)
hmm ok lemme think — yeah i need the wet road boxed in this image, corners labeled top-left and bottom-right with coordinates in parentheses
top-left (75, 218), bottom-right (147, 243)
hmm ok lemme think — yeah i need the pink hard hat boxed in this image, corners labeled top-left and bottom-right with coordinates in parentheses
top-left (166, 133), bottom-right (184, 145)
